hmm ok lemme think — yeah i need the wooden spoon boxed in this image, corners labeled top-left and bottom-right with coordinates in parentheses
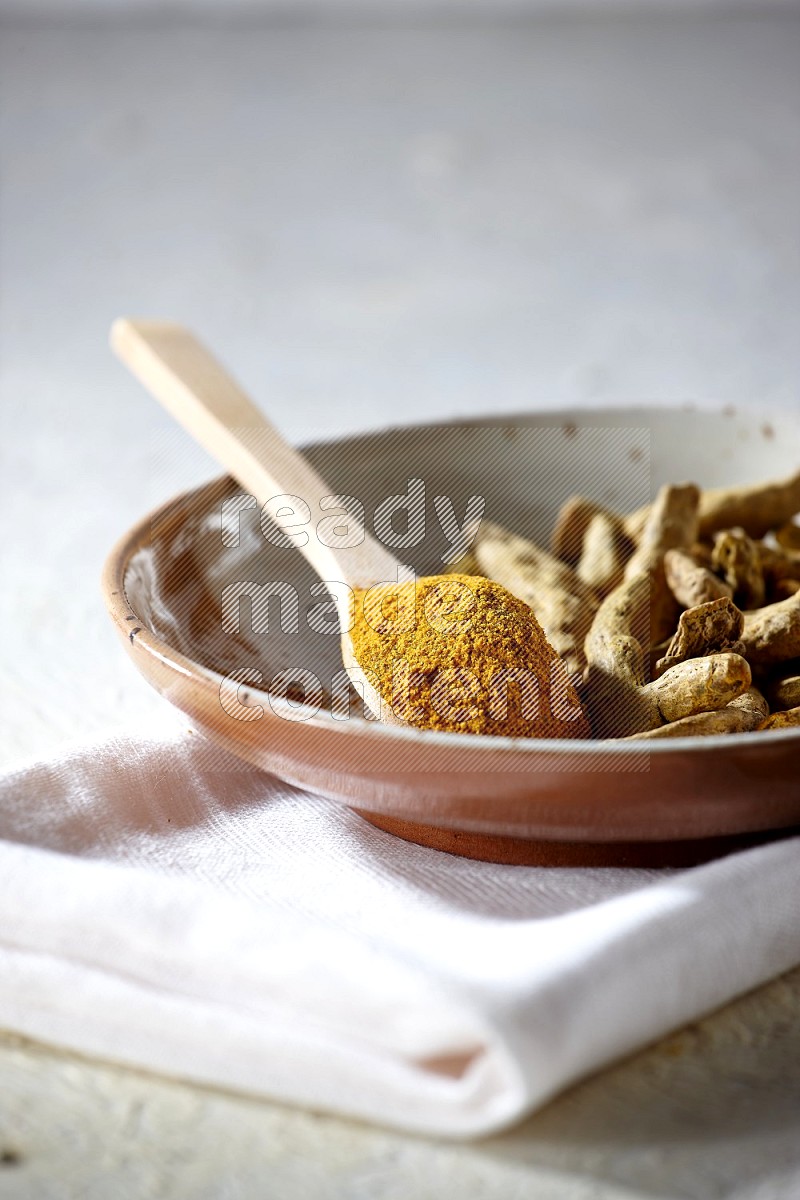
top-left (110, 318), bottom-right (405, 725)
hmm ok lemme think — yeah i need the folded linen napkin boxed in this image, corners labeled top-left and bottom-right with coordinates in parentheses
top-left (1, 717), bottom-right (799, 1139)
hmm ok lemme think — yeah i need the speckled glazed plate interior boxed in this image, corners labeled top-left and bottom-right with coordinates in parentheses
top-left (103, 408), bottom-right (800, 866)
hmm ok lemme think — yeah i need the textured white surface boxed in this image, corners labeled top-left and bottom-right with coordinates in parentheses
top-left (1, 967), bottom-right (800, 1199)
top-left (1, 13), bottom-right (799, 1197)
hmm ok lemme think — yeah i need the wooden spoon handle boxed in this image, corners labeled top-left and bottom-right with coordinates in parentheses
top-left (111, 319), bottom-right (400, 588)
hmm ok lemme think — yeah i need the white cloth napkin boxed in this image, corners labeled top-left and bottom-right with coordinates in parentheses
top-left (1, 716), bottom-right (799, 1139)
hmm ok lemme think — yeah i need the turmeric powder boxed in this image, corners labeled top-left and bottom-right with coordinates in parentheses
top-left (350, 574), bottom-right (590, 739)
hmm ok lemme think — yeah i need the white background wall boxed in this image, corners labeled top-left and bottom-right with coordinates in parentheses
top-left (1, 9), bottom-right (799, 760)
top-left (3, 0), bottom-right (799, 16)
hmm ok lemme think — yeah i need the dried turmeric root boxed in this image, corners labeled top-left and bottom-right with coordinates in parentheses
top-left (621, 687), bottom-right (768, 740)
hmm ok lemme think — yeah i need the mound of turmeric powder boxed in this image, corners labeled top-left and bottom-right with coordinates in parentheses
top-left (350, 574), bottom-right (590, 739)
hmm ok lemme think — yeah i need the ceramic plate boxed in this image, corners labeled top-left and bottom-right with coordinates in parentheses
top-left (103, 407), bottom-right (800, 865)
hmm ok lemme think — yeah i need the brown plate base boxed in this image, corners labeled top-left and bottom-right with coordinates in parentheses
top-left (355, 811), bottom-right (800, 868)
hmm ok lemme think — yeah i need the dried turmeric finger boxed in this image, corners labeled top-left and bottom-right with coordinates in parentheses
top-left (740, 589), bottom-right (800, 666)
top-left (471, 520), bottom-right (598, 676)
top-left (732, 686), bottom-right (772, 724)
top-left (623, 486), bottom-right (701, 548)
top-left (760, 707), bottom-right (800, 730)
top-left (620, 687), bottom-right (768, 739)
top-left (625, 483), bottom-right (700, 576)
top-left (759, 542), bottom-right (800, 584)
top-left (550, 496), bottom-right (607, 566)
top-left (641, 652), bottom-right (751, 723)
top-left (664, 547), bottom-right (733, 609)
top-left (764, 666), bottom-right (800, 712)
top-left (624, 470), bottom-right (800, 545)
top-left (697, 469), bottom-right (800, 539)
top-left (583, 572), bottom-right (660, 737)
top-left (656, 597), bottom-right (745, 675)
top-left (710, 528), bottom-right (765, 609)
top-left (759, 544), bottom-right (800, 603)
top-left (622, 504), bottom-right (651, 543)
top-left (624, 483), bottom-right (700, 644)
top-left (576, 511), bottom-right (632, 598)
